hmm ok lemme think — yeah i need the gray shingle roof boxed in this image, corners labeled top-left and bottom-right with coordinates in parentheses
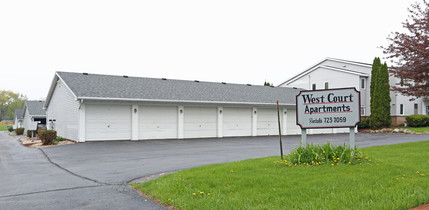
top-left (56, 71), bottom-right (302, 105)
top-left (25, 101), bottom-right (46, 116)
top-left (14, 109), bottom-right (24, 120)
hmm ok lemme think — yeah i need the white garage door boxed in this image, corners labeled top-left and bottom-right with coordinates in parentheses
top-left (85, 104), bottom-right (131, 141)
top-left (257, 108), bottom-right (278, 136)
top-left (287, 109), bottom-right (300, 135)
top-left (139, 106), bottom-right (177, 140)
top-left (184, 107), bottom-right (217, 138)
top-left (223, 108), bottom-right (252, 137)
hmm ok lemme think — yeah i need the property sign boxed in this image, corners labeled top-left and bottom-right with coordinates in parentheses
top-left (296, 88), bottom-right (361, 129)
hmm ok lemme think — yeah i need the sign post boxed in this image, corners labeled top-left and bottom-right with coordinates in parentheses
top-left (296, 88), bottom-right (361, 148)
top-left (276, 101), bottom-right (284, 160)
top-left (301, 129), bottom-right (307, 146)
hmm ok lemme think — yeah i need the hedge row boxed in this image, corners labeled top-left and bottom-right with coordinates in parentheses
top-left (406, 115), bottom-right (429, 127)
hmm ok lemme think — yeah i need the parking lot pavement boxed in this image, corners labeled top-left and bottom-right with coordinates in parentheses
top-left (2, 131), bottom-right (428, 209)
top-left (41, 133), bottom-right (429, 184)
top-left (0, 132), bottom-right (164, 210)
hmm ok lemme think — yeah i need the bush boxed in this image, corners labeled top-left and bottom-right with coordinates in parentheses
top-left (52, 136), bottom-right (67, 144)
top-left (37, 129), bottom-right (47, 137)
top-left (27, 130), bottom-right (37, 137)
top-left (358, 118), bottom-right (370, 129)
top-left (40, 130), bottom-right (57, 145)
top-left (406, 115), bottom-right (429, 127)
top-left (275, 143), bottom-right (370, 167)
top-left (15, 128), bottom-right (24, 135)
top-left (7, 125), bottom-right (13, 132)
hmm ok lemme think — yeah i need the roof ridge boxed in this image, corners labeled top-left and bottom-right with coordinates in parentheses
top-left (325, 57), bottom-right (372, 66)
top-left (57, 71), bottom-right (298, 90)
top-left (320, 64), bottom-right (369, 75)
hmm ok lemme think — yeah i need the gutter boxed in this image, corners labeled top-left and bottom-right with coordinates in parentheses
top-left (77, 96), bottom-right (297, 107)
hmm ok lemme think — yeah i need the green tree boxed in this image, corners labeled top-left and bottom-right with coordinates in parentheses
top-left (370, 57), bottom-right (381, 111)
top-left (379, 63), bottom-right (392, 127)
top-left (369, 59), bottom-right (391, 129)
top-left (0, 90), bottom-right (27, 121)
top-left (264, 81), bottom-right (273, 86)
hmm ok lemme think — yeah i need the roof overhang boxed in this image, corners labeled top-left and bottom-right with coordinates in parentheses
top-left (78, 96), bottom-right (297, 108)
top-left (44, 72), bottom-right (78, 109)
top-left (278, 57), bottom-right (371, 87)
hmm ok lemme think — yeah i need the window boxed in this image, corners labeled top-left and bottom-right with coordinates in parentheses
top-left (324, 82), bottom-right (329, 90)
top-left (400, 104), bottom-right (404, 115)
top-left (361, 78), bottom-right (365, 89)
top-left (414, 104), bottom-right (418, 115)
top-left (312, 84), bottom-right (316, 90)
top-left (360, 106), bottom-right (365, 116)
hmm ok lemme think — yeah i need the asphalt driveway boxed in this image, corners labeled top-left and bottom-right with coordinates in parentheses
top-left (1, 131), bottom-right (429, 209)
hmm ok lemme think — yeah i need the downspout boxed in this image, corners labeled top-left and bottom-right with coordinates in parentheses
top-left (78, 99), bottom-right (83, 109)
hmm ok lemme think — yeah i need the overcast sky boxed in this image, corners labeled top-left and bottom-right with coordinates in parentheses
top-left (0, 0), bottom-right (418, 100)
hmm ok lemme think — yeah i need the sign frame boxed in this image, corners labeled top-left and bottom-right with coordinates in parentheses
top-left (295, 87), bottom-right (361, 129)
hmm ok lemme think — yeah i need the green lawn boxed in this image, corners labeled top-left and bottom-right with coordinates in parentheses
top-left (0, 124), bottom-right (9, 131)
top-left (396, 127), bottom-right (429, 133)
top-left (133, 141), bottom-right (429, 209)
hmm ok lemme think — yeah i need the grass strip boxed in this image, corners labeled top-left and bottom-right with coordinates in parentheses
top-left (395, 127), bottom-right (429, 133)
top-left (0, 124), bottom-right (8, 131)
top-left (133, 141), bottom-right (429, 209)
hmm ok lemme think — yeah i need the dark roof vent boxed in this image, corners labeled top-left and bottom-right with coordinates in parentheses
top-left (293, 87), bottom-right (297, 89)
top-left (194, 80), bottom-right (199, 83)
top-left (247, 84), bottom-right (251, 86)
top-left (222, 82), bottom-right (226, 84)
top-left (270, 85), bottom-right (274, 88)
top-left (83, 72), bottom-right (88, 75)
top-left (162, 78), bottom-right (167, 80)
top-left (123, 75), bottom-right (128, 78)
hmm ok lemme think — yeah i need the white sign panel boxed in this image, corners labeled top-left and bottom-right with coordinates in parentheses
top-left (296, 88), bottom-right (361, 129)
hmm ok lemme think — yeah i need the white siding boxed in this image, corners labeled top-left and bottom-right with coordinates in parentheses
top-left (283, 67), bottom-right (360, 91)
top-left (23, 108), bottom-right (37, 131)
top-left (46, 79), bottom-right (80, 140)
top-left (321, 60), bottom-right (370, 74)
top-left (13, 118), bottom-right (22, 129)
top-left (282, 61), bottom-right (371, 117)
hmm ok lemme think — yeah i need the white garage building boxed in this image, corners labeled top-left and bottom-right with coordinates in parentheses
top-left (44, 72), bottom-right (303, 142)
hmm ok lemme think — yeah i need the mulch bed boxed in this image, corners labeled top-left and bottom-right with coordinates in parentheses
top-left (19, 137), bottom-right (76, 148)
top-left (412, 203), bottom-right (429, 210)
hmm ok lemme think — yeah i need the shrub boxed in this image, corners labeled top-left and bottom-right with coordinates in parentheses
top-left (7, 125), bottom-right (13, 132)
top-left (37, 129), bottom-right (47, 137)
top-left (27, 130), bottom-right (37, 137)
top-left (15, 128), bottom-right (24, 135)
top-left (358, 118), bottom-right (370, 129)
top-left (275, 143), bottom-right (370, 167)
top-left (52, 136), bottom-right (67, 144)
top-left (40, 130), bottom-right (57, 145)
top-left (406, 115), bottom-right (429, 127)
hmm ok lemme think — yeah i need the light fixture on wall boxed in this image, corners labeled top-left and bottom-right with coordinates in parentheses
top-left (134, 108), bottom-right (137, 113)
top-left (219, 110), bottom-right (222, 114)
top-left (180, 109), bottom-right (183, 113)
top-left (254, 110), bottom-right (257, 114)
top-left (284, 111), bottom-right (287, 114)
